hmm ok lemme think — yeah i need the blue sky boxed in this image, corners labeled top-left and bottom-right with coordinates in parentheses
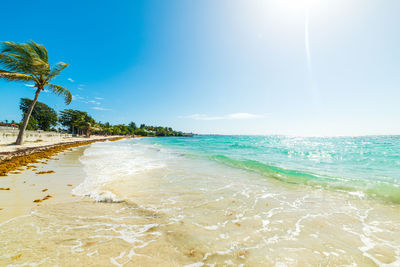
top-left (1, 0), bottom-right (400, 136)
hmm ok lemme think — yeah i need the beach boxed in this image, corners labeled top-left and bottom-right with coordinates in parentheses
top-left (0, 132), bottom-right (121, 154)
top-left (0, 135), bottom-right (128, 221)
top-left (0, 135), bottom-right (399, 266)
top-left (2, 0), bottom-right (400, 265)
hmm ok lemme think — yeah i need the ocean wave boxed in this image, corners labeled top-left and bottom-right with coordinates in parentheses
top-left (73, 142), bottom-right (167, 202)
top-left (208, 155), bottom-right (400, 204)
top-left (76, 189), bottom-right (124, 203)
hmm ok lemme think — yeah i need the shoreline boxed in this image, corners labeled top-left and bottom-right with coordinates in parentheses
top-left (0, 146), bottom-right (87, 223)
top-left (0, 146), bottom-right (88, 223)
top-left (0, 136), bottom-right (134, 223)
top-left (0, 135), bottom-right (130, 161)
top-left (0, 136), bottom-right (131, 176)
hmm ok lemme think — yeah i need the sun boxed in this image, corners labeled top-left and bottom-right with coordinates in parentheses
top-left (277, 0), bottom-right (319, 9)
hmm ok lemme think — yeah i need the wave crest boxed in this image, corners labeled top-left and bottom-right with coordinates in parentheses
top-left (209, 155), bottom-right (400, 204)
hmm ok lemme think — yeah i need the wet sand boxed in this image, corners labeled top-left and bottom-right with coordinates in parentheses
top-left (0, 136), bottom-right (132, 222)
top-left (0, 146), bottom-right (87, 223)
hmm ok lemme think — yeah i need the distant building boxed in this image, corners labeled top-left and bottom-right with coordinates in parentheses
top-left (0, 123), bottom-right (19, 128)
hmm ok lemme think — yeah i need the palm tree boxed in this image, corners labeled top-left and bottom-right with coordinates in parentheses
top-left (72, 114), bottom-right (86, 136)
top-left (0, 41), bottom-right (72, 145)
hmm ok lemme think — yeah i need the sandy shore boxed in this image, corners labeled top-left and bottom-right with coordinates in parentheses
top-left (0, 135), bottom-right (121, 154)
top-left (0, 146), bottom-right (87, 223)
top-left (0, 136), bottom-right (132, 223)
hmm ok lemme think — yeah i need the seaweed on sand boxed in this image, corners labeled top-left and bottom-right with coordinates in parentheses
top-left (0, 137), bottom-right (128, 176)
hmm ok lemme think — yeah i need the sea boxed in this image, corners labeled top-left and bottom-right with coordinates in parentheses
top-left (1, 135), bottom-right (400, 266)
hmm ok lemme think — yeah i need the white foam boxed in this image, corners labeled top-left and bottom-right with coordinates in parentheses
top-left (184, 262), bottom-right (204, 267)
top-left (73, 141), bottom-right (167, 202)
top-left (348, 191), bottom-right (365, 199)
top-left (85, 191), bottom-right (123, 203)
top-left (193, 222), bottom-right (219, 230)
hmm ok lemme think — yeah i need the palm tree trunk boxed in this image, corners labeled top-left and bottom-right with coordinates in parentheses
top-left (15, 88), bottom-right (41, 145)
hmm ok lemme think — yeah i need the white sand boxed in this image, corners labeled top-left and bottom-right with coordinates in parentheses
top-left (0, 146), bottom-right (88, 223)
top-left (0, 135), bottom-right (121, 153)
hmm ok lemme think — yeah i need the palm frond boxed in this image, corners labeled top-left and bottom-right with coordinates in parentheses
top-left (1, 41), bottom-right (69, 104)
top-left (28, 41), bottom-right (48, 62)
top-left (0, 70), bottom-right (36, 82)
top-left (47, 62), bottom-right (68, 81)
top-left (0, 53), bottom-right (32, 74)
top-left (0, 41), bottom-right (49, 75)
top-left (47, 84), bottom-right (72, 104)
top-left (24, 42), bottom-right (50, 74)
top-left (21, 43), bottom-right (49, 75)
top-left (1, 41), bottom-right (32, 60)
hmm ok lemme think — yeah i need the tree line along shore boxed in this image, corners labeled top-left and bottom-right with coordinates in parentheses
top-left (1, 98), bottom-right (186, 137)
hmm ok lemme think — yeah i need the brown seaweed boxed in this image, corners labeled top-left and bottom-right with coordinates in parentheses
top-left (33, 194), bottom-right (52, 203)
top-left (0, 137), bottom-right (128, 176)
top-left (35, 170), bottom-right (55, 175)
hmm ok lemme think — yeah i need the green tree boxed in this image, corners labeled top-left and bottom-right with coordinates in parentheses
top-left (155, 127), bottom-right (166, 136)
top-left (112, 126), bottom-right (122, 135)
top-left (128, 121), bottom-right (137, 130)
top-left (24, 115), bottom-right (39, 130)
top-left (0, 41), bottom-right (72, 144)
top-left (76, 120), bottom-right (97, 137)
top-left (134, 128), bottom-right (148, 136)
top-left (19, 98), bottom-right (57, 131)
top-left (59, 109), bottom-right (95, 135)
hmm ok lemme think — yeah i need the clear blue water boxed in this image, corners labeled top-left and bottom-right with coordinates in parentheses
top-left (136, 135), bottom-right (400, 203)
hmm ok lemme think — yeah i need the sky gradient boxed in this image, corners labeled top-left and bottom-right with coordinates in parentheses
top-left (1, 0), bottom-right (400, 136)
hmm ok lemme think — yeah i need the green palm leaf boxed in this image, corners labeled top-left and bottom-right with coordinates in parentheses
top-left (1, 42), bottom-right (33, 61)
top-left (1, 41), bottom-right (49, 75)
top-left (0, 70), bottom-right (36, 82)
top-left (29, 41), bottom-right (49, 62)
top-left (47, 84), bottom-right (72, 104)
top-left (47, 62), bottom-right (68, 81)
top-left (0, 53), bottom-right (32, 74)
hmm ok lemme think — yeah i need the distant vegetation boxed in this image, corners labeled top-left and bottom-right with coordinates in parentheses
top-left (58, 108), bottom-right (184, 136)
top-left (1, 98), bottom-right (184, 137)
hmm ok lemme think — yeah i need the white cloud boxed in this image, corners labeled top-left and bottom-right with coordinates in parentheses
top-left (227, 113), bottom-right (264, 119)
top-left (94, 97), bottom-right (104, 100)
top-left (68, 78), bottom-right (74, 83)
top-left (72, 94), bottom-right (84, 101)
top-left (25, 84), bottom-right (35, 88)
top-left (91, 106), bottom-right (111, 111)
top-left (72, 95), bottom-right (104, 106)
top-left (182, 114), bottom-right (224, 120)
top-left (181, 113), bottom-right (264, 120)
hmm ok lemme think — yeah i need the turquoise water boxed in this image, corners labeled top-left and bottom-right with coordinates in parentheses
top-left (137, 135), bottom-right (400, 203)
top-left (3, 135), bottom-right (398, 266)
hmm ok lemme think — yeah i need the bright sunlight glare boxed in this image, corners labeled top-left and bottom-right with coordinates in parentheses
top-left (277, 0), bottom-right (320, 9)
